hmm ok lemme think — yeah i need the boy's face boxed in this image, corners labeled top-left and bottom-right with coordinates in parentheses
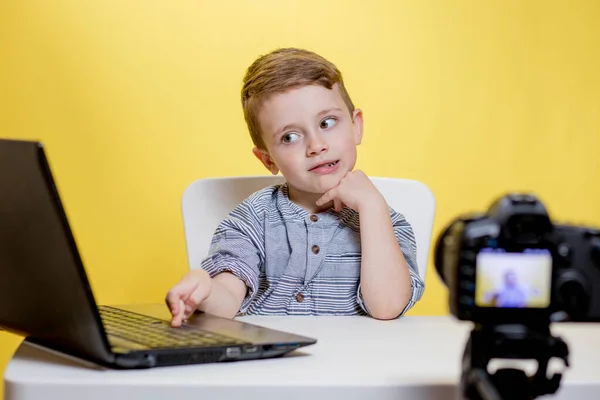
top-left (253, 84), bottom-right (363, 196)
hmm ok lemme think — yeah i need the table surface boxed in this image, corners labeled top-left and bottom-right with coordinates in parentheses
top-left (5, 312), bottom-right (600, 400)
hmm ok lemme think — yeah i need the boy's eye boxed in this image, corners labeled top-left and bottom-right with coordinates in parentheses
top-left (282, 132), bottom-right (300, 143)
top-left (320, 117), bottom-right (337, 129)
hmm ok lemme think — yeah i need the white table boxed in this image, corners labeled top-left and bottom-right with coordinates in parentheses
top-left (5, 315), bottom-right (600, 400)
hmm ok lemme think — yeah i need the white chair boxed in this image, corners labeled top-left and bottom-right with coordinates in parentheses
top-left (181, 176), bottom-right (435, 280)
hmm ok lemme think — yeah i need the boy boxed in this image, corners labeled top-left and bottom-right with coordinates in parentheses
top-left (485, 269), bottom-right (528, 308)
top-left (166, 48), bottom-right (424, 325)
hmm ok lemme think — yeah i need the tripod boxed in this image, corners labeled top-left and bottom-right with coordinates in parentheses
top-left (461, 323), bottom-right (570, 400)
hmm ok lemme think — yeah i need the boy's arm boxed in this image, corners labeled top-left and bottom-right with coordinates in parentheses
top-left (357, 196), bottom-right (421, 320)
top-left (315, 171), bottom-right (424, 320)
top-left (196, 272), bottom-right (247, 318)
top-left (168, 196), bottom-right (265, 325)
top-left (199, 212), bottom-right (264, 315)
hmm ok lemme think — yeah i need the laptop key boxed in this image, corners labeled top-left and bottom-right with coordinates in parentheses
top-left (99, 307), bottom-right (246, 349)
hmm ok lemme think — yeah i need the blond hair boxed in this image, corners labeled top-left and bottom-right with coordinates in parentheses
top-left (241, 48), bottom-right (355, 149)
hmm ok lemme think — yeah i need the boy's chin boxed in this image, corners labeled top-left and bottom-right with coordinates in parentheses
top-left (288, 172), bottom-right (346, 195)
top-left (311, 176), bottom-right (344, 194)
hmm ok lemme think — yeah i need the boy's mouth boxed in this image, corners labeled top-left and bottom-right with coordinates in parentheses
top-left (309, 160), bottom-right (340, 173)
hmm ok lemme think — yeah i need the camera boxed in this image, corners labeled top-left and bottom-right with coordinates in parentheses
top-left (435, 192), bottom-right (600, 325)
top-left (435, 193), bottom-right (600, 400)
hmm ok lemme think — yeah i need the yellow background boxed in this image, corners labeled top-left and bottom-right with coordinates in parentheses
top-left (1, 0), bottom-right (599, 394)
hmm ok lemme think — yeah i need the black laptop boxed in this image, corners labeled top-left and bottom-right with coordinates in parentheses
top-left (0, 139), bottom-right (316, 369)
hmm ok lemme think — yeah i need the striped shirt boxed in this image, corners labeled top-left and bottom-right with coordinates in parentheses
top-left (201, 183), bottom-right (425, 317)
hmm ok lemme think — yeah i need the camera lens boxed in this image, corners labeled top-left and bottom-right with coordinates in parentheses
top-left (555, 270), bottom-right (590, 320)
top-left (434, 222), bottom-right (459, 287)
top-left (591, 237), bottom-right (600, 268)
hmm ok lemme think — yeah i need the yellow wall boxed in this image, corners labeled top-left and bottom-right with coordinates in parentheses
top-left (1, 0), bottom-right (599, 393)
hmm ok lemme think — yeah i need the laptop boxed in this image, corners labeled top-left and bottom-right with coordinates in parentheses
top-left (0, 138), bottom-right (316, 369)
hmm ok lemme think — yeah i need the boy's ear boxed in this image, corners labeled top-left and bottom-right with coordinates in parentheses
top-left (252, 147), bottom-right (279, 175)
top-left (352, 109), bottom-right (364, 145)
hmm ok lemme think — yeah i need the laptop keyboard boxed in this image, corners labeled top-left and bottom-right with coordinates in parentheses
top-left (99, 306), bottom-right (247, 349)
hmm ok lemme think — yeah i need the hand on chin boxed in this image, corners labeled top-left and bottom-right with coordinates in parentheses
top-left (316, 175), bottom-right (344, 195)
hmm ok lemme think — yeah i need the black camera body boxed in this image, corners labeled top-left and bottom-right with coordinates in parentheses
top-left (435, 193), bottom-right (600, 325)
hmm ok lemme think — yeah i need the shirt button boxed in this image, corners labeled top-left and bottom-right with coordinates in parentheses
top-left (296, 293), bottom-right (305, 302)
top-left (311, 245), bottom-right (320, 254)
top-left (310, 214), bottom-right (318, 222)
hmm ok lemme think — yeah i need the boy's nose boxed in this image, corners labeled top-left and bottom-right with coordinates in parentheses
top-left (306, 135), bottom-right (328, 156)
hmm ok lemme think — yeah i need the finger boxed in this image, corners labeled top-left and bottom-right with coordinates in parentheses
top-left (165, 296), bottom-right (181, 323)
top-left (184, 287), bottom-right (207, 317)
top-left (172, 299), bottom-right (187, 327)
top-left (316, 189), bottom-right (335, 206)
top-left (333, 198), bottom-right (343, 212)
top-left (179, 299), bottom-right (186, 321)
top-left (171, 302), bottom-right (183, 328)
top-left (182, 301), bottom-right (196, 319)
top-left (165, 276), bottom-right (199, 312)
top-left (165, 291), bottom-right (181, 316)
top-left (187, 284), bottom-right (208, 306)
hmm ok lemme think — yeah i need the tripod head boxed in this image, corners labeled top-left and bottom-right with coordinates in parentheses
top-left (461, 323), bottom-right (570, 400)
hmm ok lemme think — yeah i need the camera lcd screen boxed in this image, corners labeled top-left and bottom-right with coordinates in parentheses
top-left (474, 248), bottom-right (552, 308)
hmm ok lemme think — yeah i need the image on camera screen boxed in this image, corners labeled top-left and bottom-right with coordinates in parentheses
top-left (474, 248), bottom-right (552, 308)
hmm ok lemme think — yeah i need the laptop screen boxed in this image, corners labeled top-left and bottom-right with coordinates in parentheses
top-left (0, 139), bottom-right (113, 363)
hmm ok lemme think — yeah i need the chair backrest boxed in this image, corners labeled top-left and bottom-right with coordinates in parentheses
top-left (181, 176), bottom-right (435, 280)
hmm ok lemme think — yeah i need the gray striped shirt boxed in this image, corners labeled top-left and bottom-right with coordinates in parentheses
top-left (201, 183), bottom-right (425, 317)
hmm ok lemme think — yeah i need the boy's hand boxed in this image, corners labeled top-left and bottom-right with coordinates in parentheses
top-left (165, 269), bottom-right (213, 327)
top-left (316, 170), bottom-right (384, 213)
